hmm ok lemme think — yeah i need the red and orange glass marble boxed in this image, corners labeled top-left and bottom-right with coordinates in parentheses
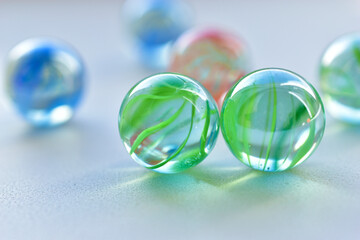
top-left (169, 28), bottom-right (251, 106)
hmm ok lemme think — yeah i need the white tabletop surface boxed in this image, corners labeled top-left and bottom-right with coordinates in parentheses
top-left (1, 0), bottom-right (360, 239)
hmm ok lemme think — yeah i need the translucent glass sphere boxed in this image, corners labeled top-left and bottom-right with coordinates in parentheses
top-left (169, 28), bottom-right (250, 106)
top-left (118, 73), bottom-right (219, 173)
top-left (319, 33), bottom-right (360, 123)
top-left (221, 68), bottom-right (325, 172)
top-left (4, 38), bottom-right (85, 127)
top-left (122, 0), bottom-right (192, 69)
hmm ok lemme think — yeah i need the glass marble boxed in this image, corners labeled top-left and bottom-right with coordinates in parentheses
top-left (319, 33), bottom-right (360, 123)
top-left (169, 28), bottom-right (250, 106)
top-left (4, 38), bottom-right (85, 127)
top-left (118, 73), bottom-right (219, 173)
top-left (221, 68), bottom-right (325, 172)
top-left (122, 0), bottom-right (192, 69)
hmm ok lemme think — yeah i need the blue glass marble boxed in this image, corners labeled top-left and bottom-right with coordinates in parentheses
top-left (122, 0), bottom-right (192, 69)
top-left (4, 38), bottom-right (85, 127)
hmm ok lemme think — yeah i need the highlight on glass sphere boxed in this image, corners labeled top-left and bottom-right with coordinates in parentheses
top-left (4, 37), bottom-right (85, 127)
top-left (168, 28), bottom-right (251, 106)
top-left (319, 33), bottom-right (360, 123)
top-left (122, 0), bottom-right (193, 69)
top-left (118, 73), bottom-right (220, 174)
top-left (221, 68), bottom-right (326, 172)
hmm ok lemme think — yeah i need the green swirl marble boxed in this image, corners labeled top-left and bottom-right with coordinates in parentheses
top-left (319, 33), bottom-right (360, 123)
top-left (118, 73), bottom-right (219, 173)
top-left (221, 68), bottom-right (325, 172)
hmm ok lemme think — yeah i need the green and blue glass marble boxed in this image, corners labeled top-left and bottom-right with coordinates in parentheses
top-left (4, 38), bottom-right (85, 127)
top-left (221, 68), bottom-right (325, 172)
top-left (122, 0), bottom-right (192, 69)
top-left (118, 73), bottom-right (219, 173)
top-left (320, 33), bottom-right (360, 123)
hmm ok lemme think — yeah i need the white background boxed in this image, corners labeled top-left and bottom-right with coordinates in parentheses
top-left (0, 0), bottom-right (360, 239)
